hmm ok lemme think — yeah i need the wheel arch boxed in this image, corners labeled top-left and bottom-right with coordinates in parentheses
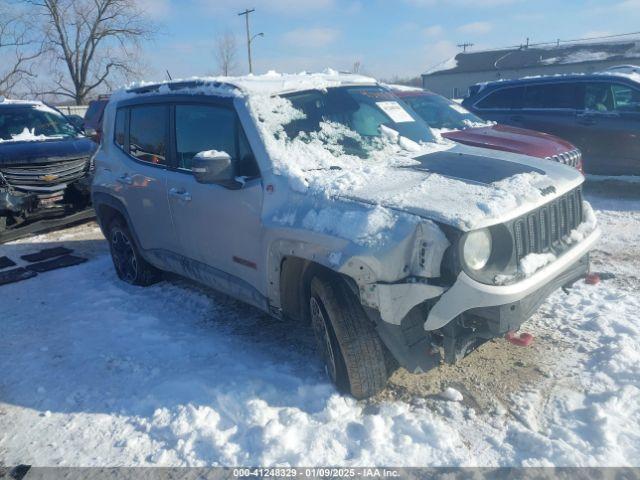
top-left (267, 237), bottom-right (376, 321)
top-left (92, 193), bottom-right (143, 251)
top-left (279, 255), bottom-right (360, 322)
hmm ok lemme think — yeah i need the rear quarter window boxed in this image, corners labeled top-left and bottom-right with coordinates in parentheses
top-left (114, 108), bottom-right (126, 149)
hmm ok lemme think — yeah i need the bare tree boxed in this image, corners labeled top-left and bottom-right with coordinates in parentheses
top-left (352, 61), bottom-right (362, 74)
top-left (28, 0), bottom-right (157, 104)
top-left (0, 6), bottom-right (42, 97)
top-left (215, 31), bottom-right (238, 77)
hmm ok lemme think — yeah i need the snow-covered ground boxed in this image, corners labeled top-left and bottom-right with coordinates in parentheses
top-left (1, 183), bottom-right (639, 467)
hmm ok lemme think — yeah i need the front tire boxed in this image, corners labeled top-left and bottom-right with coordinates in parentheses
top-left (309, 275), bottom-right (389, 399)
top-left (107, 217), bottom-right (160, 286)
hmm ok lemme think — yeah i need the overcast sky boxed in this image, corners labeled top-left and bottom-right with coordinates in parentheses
top-left (140, 0), bottom-right (640, 80)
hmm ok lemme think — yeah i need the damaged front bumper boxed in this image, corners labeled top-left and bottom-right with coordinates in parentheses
top-left (364, 227), bottom-right (600, 373)
top-left (0, 188), bottom-right (38, 216)
top-left (425, 227), bottom-right (600, 331)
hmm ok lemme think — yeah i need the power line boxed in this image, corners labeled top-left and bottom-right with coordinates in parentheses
top-left (467, 31), bottom-right (640, 54)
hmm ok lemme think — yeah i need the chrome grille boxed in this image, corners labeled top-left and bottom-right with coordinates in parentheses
top-left (0, 157), bottom-right (88, 194)
top-left (545, 149), bottom-right (582, 169)
top-left (512, 187), bottom-right (584, 262)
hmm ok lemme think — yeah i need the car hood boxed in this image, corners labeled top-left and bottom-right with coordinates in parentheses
top-left (441, 124), bottom-right (575, 158)
top-left (0, 136), bottom-right (97, 166)
top-left (333, 144), bottom-right (584, 231)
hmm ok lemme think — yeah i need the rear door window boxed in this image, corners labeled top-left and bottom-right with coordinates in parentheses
top-left (475, 86), bottom-right (524, 109)
top-left (129, 105), bottom-right (168, 166)
top-left (523, 83), bottom-right (579, 109)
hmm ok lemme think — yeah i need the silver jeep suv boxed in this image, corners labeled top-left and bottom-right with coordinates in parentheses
top-left (92, 72), bottom-right (599, 398)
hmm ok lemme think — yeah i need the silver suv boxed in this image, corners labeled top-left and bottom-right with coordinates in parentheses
top-left (92, 73), bottom-right (599, 398)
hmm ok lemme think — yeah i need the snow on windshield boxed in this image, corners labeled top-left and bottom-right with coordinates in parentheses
top-left (0, 127), bottom-right (65, 143)
top-left (0, 104), bottom-right (77, 142)
top-left (246, 88), bottom-right (453, 194)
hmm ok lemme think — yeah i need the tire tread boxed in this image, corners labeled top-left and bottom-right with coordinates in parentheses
top-left (311, 275), bottom-right (388, 399)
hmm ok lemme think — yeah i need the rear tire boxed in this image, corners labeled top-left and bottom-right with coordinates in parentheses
top-left (309, 275), bottom-right (389, 399)
top-left (107, 217), bottom-right (160, 286)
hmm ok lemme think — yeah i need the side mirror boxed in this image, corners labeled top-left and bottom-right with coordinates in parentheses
top-left (85, 127), bottom-right (101, 143)
top-left (192, 150), bottom-right (234, 185)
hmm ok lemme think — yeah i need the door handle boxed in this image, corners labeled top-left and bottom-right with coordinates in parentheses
top-left (576, 113), bottom-right (596, 125)
top-left (168, 187), bottom-right (192, 202)
top-left (117, 174), bottom-right (133, 185)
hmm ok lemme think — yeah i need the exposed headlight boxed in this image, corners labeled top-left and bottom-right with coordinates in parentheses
top-left (463, 229), bottom-right (492, 270)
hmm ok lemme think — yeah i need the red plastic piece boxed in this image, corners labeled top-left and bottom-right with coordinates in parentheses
top-left (585, 273), bottom-right (600, 285)
top-left (505, 330), bottom-right (534, 347)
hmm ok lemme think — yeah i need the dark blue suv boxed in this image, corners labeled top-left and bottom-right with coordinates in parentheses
top-left (462, 72), bottom-right (640, 176)
top-left (1, 99), bottom-right (96, 236)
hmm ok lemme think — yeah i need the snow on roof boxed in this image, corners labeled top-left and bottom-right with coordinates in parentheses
top-left (604, 69), bottom-right (640, 84)
top-left (0, 97), bottom-right (41, 106)
top-left (386, 84), bottom-right (423, 92)
top-left (116, 69), bottom-right (378, 100)
top-left (425, 39), bottom-right (640, 76)
top-left (424, 56), bottom-right (459, 75)
top-left (0, 98), bottom-right (62, 116)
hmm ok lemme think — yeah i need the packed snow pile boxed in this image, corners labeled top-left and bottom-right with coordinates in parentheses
top-left (567, 202), bottom-right (598, 244)
top-left (343, 169), bottom-right (568, 231)
top-left (519, 252), bottom-right (558, 276)
top-left (301, 205), bottom-right (399, 246)
top-left (1, 187), bottom-right (639, 467)
top-left (440, 388), bottom-right (464, 403)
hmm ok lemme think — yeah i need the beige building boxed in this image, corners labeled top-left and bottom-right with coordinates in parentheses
top-left (422, 39), bottom-right (640, 99)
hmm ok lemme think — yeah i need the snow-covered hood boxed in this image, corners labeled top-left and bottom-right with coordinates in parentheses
top-left (333, 144), bottom-right (585, 231)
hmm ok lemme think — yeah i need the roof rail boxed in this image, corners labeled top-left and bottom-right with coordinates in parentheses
top-left (126, 79), bottom-right (239, 95)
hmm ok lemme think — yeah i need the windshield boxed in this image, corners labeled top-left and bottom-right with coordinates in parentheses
top-left (0, 105), bottom-right (77, 142)
top-left (281, 86), bottom-right (436, 158)
top-left (403, 93), bottom-right (488, 130)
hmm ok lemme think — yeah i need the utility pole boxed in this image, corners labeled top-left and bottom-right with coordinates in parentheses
top-left (457, 42), bottom-right (474, 53)
top-left (238, 8), bottom-right (263, 74)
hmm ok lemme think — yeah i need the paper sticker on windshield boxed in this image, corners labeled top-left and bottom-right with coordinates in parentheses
top-left (449, 103), bottom-right (469, 114)
top-left (376, 101), bottom-right (415, 123)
